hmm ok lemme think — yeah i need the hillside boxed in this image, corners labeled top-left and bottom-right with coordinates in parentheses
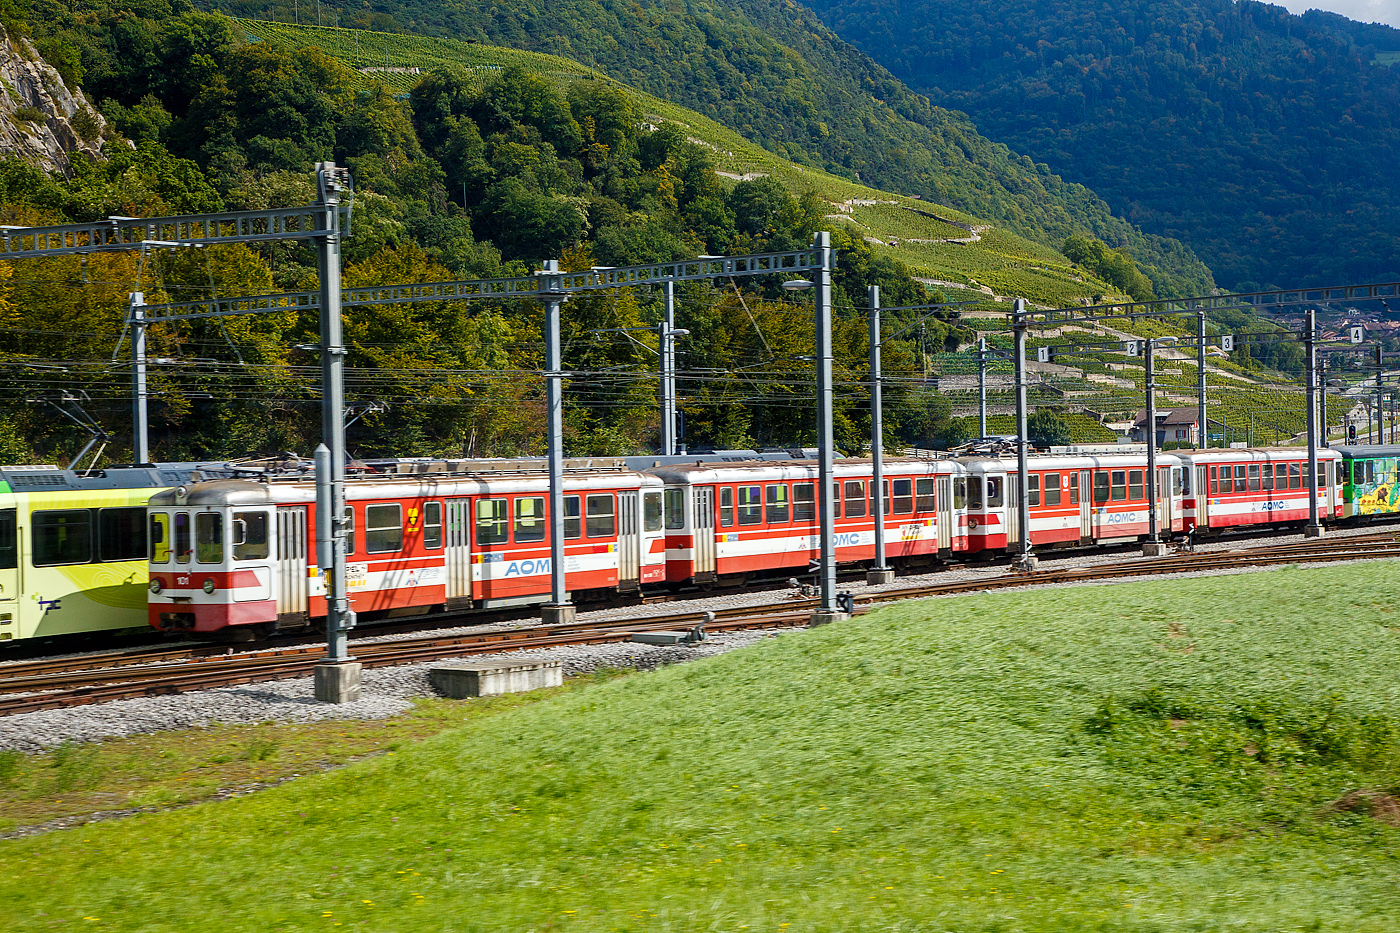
top-left (203, 0), bottom-right (1215, 298)
top-left (5, 562), bottom-right (1400, 928)
top-left (798, 0), bottom-right (1400, 291)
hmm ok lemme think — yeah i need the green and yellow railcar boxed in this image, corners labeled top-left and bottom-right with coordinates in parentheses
top-left (1336, 445), bottom-right (1400, 519)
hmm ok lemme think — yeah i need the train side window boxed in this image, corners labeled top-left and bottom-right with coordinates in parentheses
top-left (585, 494), bottom-right (615, 537)
top-left (0, 508), bottom-right (16, 570)
top-left (643, 491), bottom-right (664, 533)
top-left (344, 506), bottom-right (356, 555)
top-left (1261, 463), bottom-right (1273, 491)
top-left (1128, 470), bottom-right (1143, 500)
top-left (564, 496), bottom-right (582, 539)
top-left (1111, 471), bottom-right (1127, 502)
top-left (174, 512), bottom-right (191, 564)
top-left (986, 477), bottom-right (1004, 508)
top-left (737, 486), bottom-right (762, 525)
top-left (892, 479), bottom-right (914, 514)
top-left (367, 504), bottom-right (404, 553)
top-left (765, 484), bottom-right (790, 524)
top-left (1248, 464), bottom-right (1260, 491)
top-left (1093, 471), bottom-right (1110, 503)
top-left (195, 512), bottom-right (224, 564)
top-left (232, 512), bottom-right (269, 560)
top-left (150, 512), bottom-right (170, 563)
top-left (664, 488), bottom-right (685, 529)
top-left (1069, 475), bottom-right (1079, 505)
top-left (1318, 461), bottom-right (1329, 488)
top-left (1219, 466), bottom-right (1233, 493)
top-left (915, 478), bottom-right (936, 513)
top-left (953, 477), bottom-right (967, 509)
top-left (33, 509), bottom-right (93, 566)
top-left (424, 501), bottom-right (444, 549)
top-left (514, 497), bottom-right (546, 543)
top-left (1209, 466), bottom-right (1218, 494)
top-left (1028, 474), bottom-right (1040, 507)
top-left (476, 498), bottom-right (509, 546)
top-left (794, 483), bottom-right (816, 521)
top-left (843, 480), bottom-right (866, 518)
top-left (1044, 473), bottom-right (1061, 507)
top-left (1300, 462), bottom-right (1311, 488)
top-left (968, 477), bottom-right (984, 510)
top-left (832, 481), bottom-right (842, 519)
top-left (1235, 465), bottom-right (1247, 491)
top-left (718, 487), bottom-right (733, 527)
top-left (99, 507), bottom-right (146, 562)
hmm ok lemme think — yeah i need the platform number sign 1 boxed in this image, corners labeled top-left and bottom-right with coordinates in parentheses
top-left (1350, 325), bottom-right (1365, 344)
top-left (1036, 346), bottom-right (1051, 363)
top-left (1123, 339), bottom-right (1142, 357)
top-left (1221, 334), bottom-right (1235, 352)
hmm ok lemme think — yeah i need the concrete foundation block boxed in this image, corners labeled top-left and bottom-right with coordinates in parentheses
top-left (430, 660), bottom-right (563, 698)
top-left (541, 603), bottom-right (577, 626)
top-left (809, 609), bottom-right (850, 627)
top-left (630, 631), bottom-right (690, 645)
top-left (1304, 524), bottom-right (1326, 538)
top-left (1141, 541), bottom-right (1171, 557)
top-left (865, 568), bottom-right (896, 585)
top-left (314, 661), bottom-right (363, 704)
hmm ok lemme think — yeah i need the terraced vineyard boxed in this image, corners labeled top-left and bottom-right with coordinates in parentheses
top-left (235, 18), bottom-right (1124, 307)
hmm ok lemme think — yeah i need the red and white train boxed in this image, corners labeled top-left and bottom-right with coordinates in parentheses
top-left (145, 446), bottom-right (1344, 636)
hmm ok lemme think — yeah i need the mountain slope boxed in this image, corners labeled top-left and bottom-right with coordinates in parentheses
top-left (797, 0), bottom-right (1400, 290)
top-left (209, 0), bottom-right (1214, 297)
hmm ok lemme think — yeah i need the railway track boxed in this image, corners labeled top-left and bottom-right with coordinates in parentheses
top-left (2, 532), bottom-right (1397, 717)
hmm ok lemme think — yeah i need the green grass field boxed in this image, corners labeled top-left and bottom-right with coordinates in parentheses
top-left (5, 561), bottom-right (1400, 930)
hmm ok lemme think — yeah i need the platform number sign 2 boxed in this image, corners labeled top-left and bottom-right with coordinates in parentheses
top-left (1220, 334), bottom-right (1235, 352)
top-left (1350, 326), bottom-right (1365, 344)
top-left (1123, 340), bottom-right (1142, 357)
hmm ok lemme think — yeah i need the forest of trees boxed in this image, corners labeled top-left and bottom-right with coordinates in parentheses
top-left (799, 0), bottom-right (1400, 291)
top-left (0, 1), bottom-right (976, 464)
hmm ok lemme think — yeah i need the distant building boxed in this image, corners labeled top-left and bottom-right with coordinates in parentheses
top-left (1131, 408), bottom-right (1200, 446)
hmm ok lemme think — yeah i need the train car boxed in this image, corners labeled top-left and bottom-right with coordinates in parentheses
top-left (0, 463), bottom-right (229, 642)
top-left (646, 457), bottom-right (965, 586)
top-left (1334, 445), bottom-right (1400, 519)
top-left (146, 465), bottom-right (667, 636)
top-left (1168, 447), bottom-right (1343, 532)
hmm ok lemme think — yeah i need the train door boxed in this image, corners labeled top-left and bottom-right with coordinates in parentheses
top-left (1158, 466), bottom-right (1172, 530)
top-left (1078, 470), bottom-right (1092, 542)
top-left (936, 476), bottom-right (953, 550)
top-left (692, 486), bottom-right (716, 580)
top-left (0, 508), bottom-right (16, 638)
top-left (1196, 466), bottom-right (1210, 526)
top-left (1004, 473), bottom-right (1021, 548)
top-left (276, 506), bottom-right (309, 624)
top-left (617, 491), bottom-right (641, 592)
top-left (445, 498), bottom-right (472, 608)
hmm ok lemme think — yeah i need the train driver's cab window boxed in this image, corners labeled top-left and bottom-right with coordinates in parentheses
top-left (986, 477), bottom-right (1004, 508)
top-left (664, 488), bottom-right (685, 530)
top-left (174, 512), bottom-right (191, 564)
top-left (953, 477), bottom-right (967, 510)
top-left (514, 497), bottom-right (546, 543)
top-left (585, 494), bottom-right (616, 537)
top-left (843, 480), bottom-right (866, 518)
top-left (1093, 471), bottom-right (1111, 503)
top-left (891, 479), bottom-right (914, 514)
top-left (1028, 474), bottom-right (1040, 507)
top-left (150, 512), bottom-right (170, 563)
top-left (0, 508), bottom-right (15, 570)
top-left (967, 476), bottom-right (984, 510)
top-left (643, 491), bottom-right (664, 533)
top-left (1111, 471), bottom-right (1127, 502)
top-left (718, 487), bottom-right (734, 527)
top-left (794, 483), bottom-right (816, 521)
top-left (423, 501), bottom-right (444, 549)
top-left (766, 484), bottom-right (789, 524)
top-left (195, 512), bottom-right (223, 564)
top-left (1128, 470), bottom-right (1144, 501)
top-left (916, 478), bottom-right (935, 513)
top-left (476, 498), bottom-right (509, 546)
top-left (1173, 469), bottom-right (1186, 497)
top-left (232, 512), bottom-right (269, 560)
top-left (367, 504), bottom-right (404, 553)
top-left (738, 486), bottom-right (762, 525)
top-left (1044, 473), bottom-right (1062, 507)
top-left (33, 510), bottom-right (92, 566)
top-left (564, 496), bottom-right (582, 539)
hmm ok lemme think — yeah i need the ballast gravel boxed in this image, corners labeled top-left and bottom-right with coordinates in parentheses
top-left (0, 630), bottom-right (786, 753)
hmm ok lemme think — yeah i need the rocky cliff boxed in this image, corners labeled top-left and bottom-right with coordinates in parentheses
top-left (0, 26), bottom-right (110, 175)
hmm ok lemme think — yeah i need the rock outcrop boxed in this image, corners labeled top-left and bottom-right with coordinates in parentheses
top-left (0, 26), bottom-right (110, 175)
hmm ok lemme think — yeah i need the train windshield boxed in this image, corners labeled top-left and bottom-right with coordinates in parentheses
top-left (150, 513), bottom-right (170, 563)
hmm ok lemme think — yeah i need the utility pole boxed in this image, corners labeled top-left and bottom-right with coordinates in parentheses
top-left (660, 279), bottom-right (677, 456)
top-left (1197, 310), bottom-right (1207, 448)
top-left (312, 161), bottom-right (360, 704)
top-left (1320, 357), bottom-right (1329, 448)
top-left (1377, 344), bottom-right (1384, 447)
top-left (130, 292), bottom-right (149, 464)
top-left (977, 337), bottom-right (988, 438)
top-left (1012, 299), bottom-right (1035, 570)
top-left (540, 260), bottom-right (574, 624)
top-left (811, 232), bottom-right (842, 624)
top-left (1143, 337), bottom-right (1168, 556)
top-left (1305, 309), bottom-right (1324, 537)
top-left (867, 285), bottom-right (893, 585)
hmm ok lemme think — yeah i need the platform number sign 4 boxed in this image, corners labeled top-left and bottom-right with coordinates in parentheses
top-left (1221, 334), bottom-right (1235, 352)
top-left (1350, 325), bottom-right (1365, 344)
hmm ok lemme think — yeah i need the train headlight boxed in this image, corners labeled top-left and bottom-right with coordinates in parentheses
top-left (149, 578), bottom-right (164, 594)
top-left (202, 579), bottom-right (216, 594)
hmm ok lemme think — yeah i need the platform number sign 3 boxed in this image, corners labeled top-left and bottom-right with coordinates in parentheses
top-left (1350, 326), bottom-right (1365, 344)
top-left (1221, 334), bottom-right (1235, 352)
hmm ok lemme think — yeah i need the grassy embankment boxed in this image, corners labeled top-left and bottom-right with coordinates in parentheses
top-left (237, 19), bottom-right (1122, 308)
top-left (5, 560), bottom-right (1400, 930)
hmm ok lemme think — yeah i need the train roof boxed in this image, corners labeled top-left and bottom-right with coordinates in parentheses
top-left (646, 457), bottom-right (950, 483)
top-left (1164, 447), bottom-right (1340, 461)
top-left (1332, 445), bottom-right (1400, 458)
top-left (0, 462), bottom-right (235, 492)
